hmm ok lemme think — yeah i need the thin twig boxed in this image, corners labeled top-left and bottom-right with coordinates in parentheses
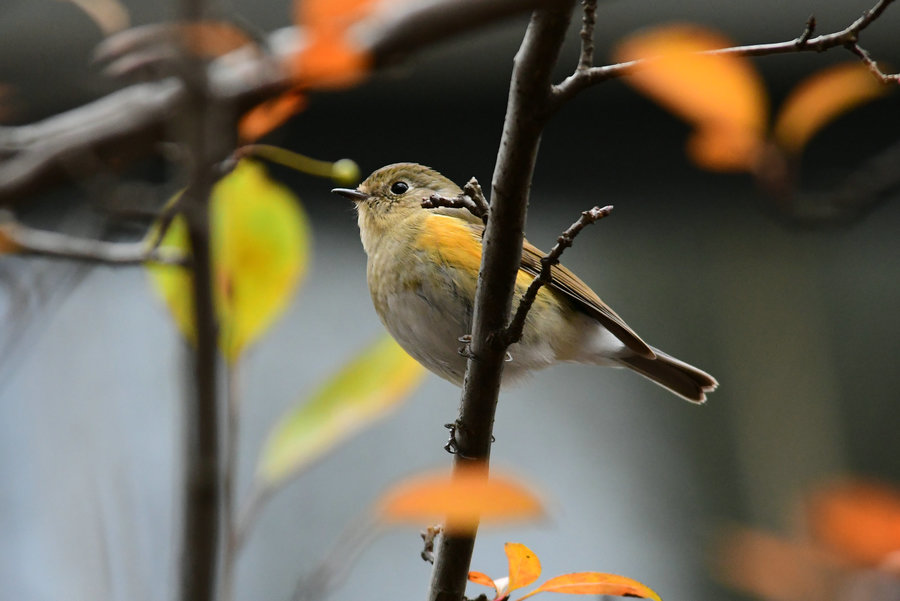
top-left (0, 216), bottom-right (187, 265)
top-left (421, 177), bottom-right (490, 224)
top-left (577, 0), bottom-right (597, 71)
top-left (504, 205), bottom-right (613, 345)
top-left (552, 0), bottom-right (898, 108)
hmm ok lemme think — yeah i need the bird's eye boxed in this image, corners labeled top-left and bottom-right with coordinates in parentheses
top-left (390, 181), bottom-right (409, 195)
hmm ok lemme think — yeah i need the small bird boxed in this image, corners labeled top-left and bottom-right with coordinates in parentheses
top-left (333, 163), bottom-right (717, 403)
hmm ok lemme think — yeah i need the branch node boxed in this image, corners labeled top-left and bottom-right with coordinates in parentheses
top-left (797, 15), bottom-right (816, 46)
top-left (422, 177), bottom-right (490, 225)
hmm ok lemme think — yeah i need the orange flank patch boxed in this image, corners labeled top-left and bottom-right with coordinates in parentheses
top-left (418, 215), bottom-right (482, 272)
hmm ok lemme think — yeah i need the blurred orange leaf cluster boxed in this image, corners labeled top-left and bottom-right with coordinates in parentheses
top-left (716, 478), bottom-right (900, 601)
top-left (614, 25), bottom-right (889, 173)
top-left (239, 0), bottom-right (378, 140)
top-left (469, 542), bottom-right (662, 601)
top-left (377, 464), bottom-right (544, 534)
top-left (292, 0), bottom-right (375, 88)
top-left (177, 22), bottom-right (255, 59)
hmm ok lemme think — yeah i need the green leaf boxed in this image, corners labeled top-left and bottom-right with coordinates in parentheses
top-left (257, 335), bottom-right (425, 487)
top-left (146, 159), bottom-right (310, 361)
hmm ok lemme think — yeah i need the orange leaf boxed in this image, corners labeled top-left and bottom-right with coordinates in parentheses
top-left (505, 542), bottom-right (541, 594)
top-left (614, 25), bottom-right (768, 171)
top-left (518, 572), bottom-right (662, 601)
top-left (292, 29), bottom-right (371, 89)
top-left (713, 525), bottom-right (845, 601)
top-left (0, 228), bottom-right (21, 254)
top-left (296, 0), bottom-right (376, 27)
top-left (178, 22), bottom-right (255, 58)
top-left (291, 0), bottom-right (375, 88)
top-left (376, 464), bottom-right (543, 535)
top-left (807, 479), bottom-right (900, 567)
top-left (469, 571), bottom-right (502, 598)
top-left (773, 62), bottom-right (888, 154)
top-left (239, 89), bottom-right (308, 141)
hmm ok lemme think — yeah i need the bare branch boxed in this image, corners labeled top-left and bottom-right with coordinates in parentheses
top-left (0, 0), bottom-right (554, 207)
top-left (504, 205), bottom-right (613, 346)
top-left (427, 4), bottom-right (576, 601)
top-left (0, 215), bottom-right (186, 265)
top-left (552, 0), bottom-right (898, 108)
top-left (421, 177), bottom-right (490, 224)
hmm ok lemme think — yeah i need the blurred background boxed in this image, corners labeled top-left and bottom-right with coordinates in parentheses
top-left (1, 1), bottom-right (898, 601)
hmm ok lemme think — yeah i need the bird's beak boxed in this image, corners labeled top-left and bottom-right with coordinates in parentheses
top-left (331, 188), bottom-right (370, 202)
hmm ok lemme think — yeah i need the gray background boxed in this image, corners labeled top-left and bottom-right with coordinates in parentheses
top-left (1, 1), bottom-right (899, 601)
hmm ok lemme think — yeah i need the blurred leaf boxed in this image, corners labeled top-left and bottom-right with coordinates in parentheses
top-left (468, 571), bottom-right (503, 599)
top-left (147, 159), bottom-right (310, 361)
top-left (614, 25), bottom-right (768, 171)
top-left (808, 479), bottom-right (900, 567)
top-left (291, 0), bottom-right (376, 88)
top-left (239, 89), bottom-right (308, 142)
top-left (713, 525), bottom-right (843, 601)
top-left (773, 63), bottom-right (888, 154)
top-left (518, 572), bottom-right (662, 601)
top-left (257, 335), bottom-right (425, 486)
top-left (214, 160), bottom-right (309, 361)
top-left (506, 542), bottom-right (542, 594)
top-left (177, 21), bottom-right (255, 58)
top-left (58, 0), bottom-right (129, 35)
top-left (377, 464), bottom-right (544, 534)
top-left (0, 228), bottom-right (21, 254)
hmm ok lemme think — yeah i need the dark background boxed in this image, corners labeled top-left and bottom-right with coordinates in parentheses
top-left (1, 1), bottom-right (898, 600)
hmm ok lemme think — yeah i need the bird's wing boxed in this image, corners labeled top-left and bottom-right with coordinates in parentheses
top-left (518, 239), bottom-right (654, 357)
top-left (458, 220), bottom-right (655, 358)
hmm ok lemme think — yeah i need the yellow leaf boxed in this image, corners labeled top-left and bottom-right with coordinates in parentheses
top-left (147, 159), bottom-right (310, 361)
top-left (518, 572), bottom-right (662, 601)
top-left (614, 24), bottom-right (768, 171)
top-left (773, 62), bottom-right (888, 154)
top-left (505, 542), bottom-right (542, 594)
top-left (257, 335), bottom-right (425, 486)
top-left (377, 464), bottom-right (544, 535)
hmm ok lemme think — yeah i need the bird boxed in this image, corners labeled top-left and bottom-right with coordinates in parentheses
top-left (332, 163), bottom-right (717, 403)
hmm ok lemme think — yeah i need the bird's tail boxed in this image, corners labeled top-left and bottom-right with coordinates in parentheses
top-left (618, 347), bottom-right (718, 404)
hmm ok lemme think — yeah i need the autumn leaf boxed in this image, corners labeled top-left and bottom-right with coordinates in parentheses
top-left (377, 464), bottom-right (544, 534)
top-left (239, 89), bottom-right (308, 142)
top-left (256, 335), bottom-right (425, 487)
top-left (773, 62), bottom-right (888, 154)
top-left (147, 159), bottom-right (310, 361)
top-left (614, 25), bottom-right (768, 171)
top-left (807, 479), bottom-right (900, 567)
top-left (518, 571), bottom-right (662, 601)
top-left (468, 571), bottom-right (504, 599)
top-left (505, 542), bottom-right (542, 594)
top-left (291, 0), bottom-right (376, 88)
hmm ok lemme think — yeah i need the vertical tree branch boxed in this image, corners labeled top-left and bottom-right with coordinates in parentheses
top-left (426, 4), bottom-right (575, 601)
top-left (176, 2), bottom-right (234, 601)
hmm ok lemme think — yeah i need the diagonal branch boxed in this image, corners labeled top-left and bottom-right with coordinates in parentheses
top-left (552, 0), bottom-right (898, 108)
top-left (0, 0), bottom-right (555, 207)
top-left (504, 205), bottom-right (613, 346)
